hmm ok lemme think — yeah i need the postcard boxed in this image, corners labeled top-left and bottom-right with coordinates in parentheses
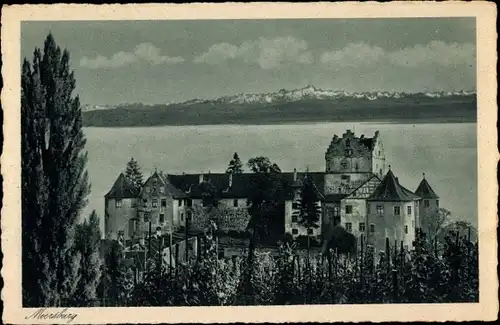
top-left (1, 2), bottom-right (498, 324)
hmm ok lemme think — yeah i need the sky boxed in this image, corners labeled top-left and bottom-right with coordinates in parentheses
top-left (21, 18), bottom-right (476, 106)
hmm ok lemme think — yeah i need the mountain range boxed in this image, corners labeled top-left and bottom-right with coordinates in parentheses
top-left (82, 85), bottom-right (477, 126)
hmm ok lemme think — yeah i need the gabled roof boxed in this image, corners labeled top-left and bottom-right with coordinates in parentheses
top-left (415, 176), bottom-right (439, 199)
top-left (105, 173), bottom-right (138, 199)
top-left (368, 169), bottom-right (420, 202)
top-left (142, 171), bottom-right (188, 199)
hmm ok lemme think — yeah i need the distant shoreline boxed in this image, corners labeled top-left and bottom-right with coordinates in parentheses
top-left (82, 96), bottom-right (476, 128)
top-left (83, 118), bottom-right (476, 128)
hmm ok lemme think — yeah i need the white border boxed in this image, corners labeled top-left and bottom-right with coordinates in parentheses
top-left (1, 2), bottom-right (498, 324)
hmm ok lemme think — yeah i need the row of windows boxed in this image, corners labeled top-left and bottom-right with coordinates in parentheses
top-left (291, 228), bottom-right (314, 235)
top-left (345, 222), bottom-right (410, 234)
top-left (141, 211), bottom-right (193, 224)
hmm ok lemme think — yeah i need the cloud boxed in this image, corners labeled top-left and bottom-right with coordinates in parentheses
top-left (80, 43), bottom-right (185, 69)
top-left (194, 36), bottom-right (313, 69)
top-left (320, 43), bottom-right (385, 68)
top-left (320, 41), bottom-right (475, 69)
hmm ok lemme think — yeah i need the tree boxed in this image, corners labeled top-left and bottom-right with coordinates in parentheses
top-left (72, 211), bottom-right (102, 306)
top-left (246, 157), bottom-right (285, 241)
top-left (125, 157), bottom-right (144, 190)
top-left (226, 152), bottom-right (243, 174)
top-left (21, 33), bottom-right (90, 307)
top-left (100, 240), bottom-right (133, 306)
top-left (294, 171), bottom-right (322, 255)
top-left (420, 207), bottom-right (450, 247)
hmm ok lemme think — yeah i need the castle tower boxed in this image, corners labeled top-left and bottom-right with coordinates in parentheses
top-left (324, 130), bottom-right (386, 177)
top-left (104, 173), bottom-right (139, 240)
top-left (414, 173), bottom-right (440, 236)
top-left (366, 167), bottom-right (420, 253)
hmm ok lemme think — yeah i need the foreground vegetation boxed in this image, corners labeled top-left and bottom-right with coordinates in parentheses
top-left (99, 228), bottom-right (478, 307)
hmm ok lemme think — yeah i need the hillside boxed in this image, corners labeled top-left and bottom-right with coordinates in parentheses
top-left (82, 86), bottom-right (477, 126)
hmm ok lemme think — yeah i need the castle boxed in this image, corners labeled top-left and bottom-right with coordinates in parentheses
top-left (104, 130), bottom-right (440, 254)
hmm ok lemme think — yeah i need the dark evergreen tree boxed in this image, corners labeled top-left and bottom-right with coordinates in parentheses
top-left (21, 33), bottom-right (90, 307)
top-left (125, 157), bottom-right (144, 190)
top-left (72, 211), bottom-right (102, 306)
top-left (294, 171), bottom-right (322, 254)
top-left (101, 240), bottom-right (133, 306)
top-left (226, 152), bottom-right (244, 174)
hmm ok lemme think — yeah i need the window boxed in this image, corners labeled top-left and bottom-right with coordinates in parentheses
top-left (187, 211), bottom-right (193, 221)
top-left (292, 229), bottom-right (298, 235)
top-left (341, 161), bottom-right (348, 169)
top-left (345, 205), bottom-right (353, 214)
top-left (159, 187), bottom-right (164, 194)
top-left (436, 200), bottom-right (439, 207)
top-left (144, 212), bottom-right (150, 222)
top-left (404, 225), bottom-right (408, 234)
top-left (307, 228), bottom-right (314, 235)
top-left (333, 205), bottom-right (341, 217)
top-left (180, 213), bottom-right (184, 222)
top-left (359, 222), bottom-right (366, 232)
top-left (424, 200), bottom-right (430, 207)
top-left (160, 214), bottom-right (165, 223)
top-left (152, 199), bottom-right (158, 208)
top-left (233, 199), bottom-right (238, 208)
top-left (345, 222), bottom-right (352, 232)
top-left (201, 200), bottom-right (205, 207)
top-left (187, 199), bottom-right (192, 207)
top-left (407, 206), bottom-right (412, 215)
top-left (115, 199), bottom-right (122, 208)
top-left (378, 150), bottom-right (381, 156)
top-left (377, 205), bottom-right (384, 215)
top-left (292, 215), bottom-right (298, 222)
top-left (341, 175), bottom-right (351, 182)
top-left (161, 199), bottom-right (167, 207)
top-left (404, 245), bottom-right (409, 251)
top-left (370, 224), bottom-right (375, 233)
top-left (179, 199), bottom-right (183, 207)
top-left (394, 206), bottom-right (400, 216)
top-left (143, 198), bottom-right (148, 207)
top-left (292, 202), bottom-right (299, 210)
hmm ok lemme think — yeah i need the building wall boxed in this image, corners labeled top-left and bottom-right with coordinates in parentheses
top-left (366, 200), bottom-right (417, 253)
top-left (104, 197), bottom-right (138, 240)
top-left (324, 173), bottom-right (372, 195)
top-left (341, 198), bottom-right (368, 239)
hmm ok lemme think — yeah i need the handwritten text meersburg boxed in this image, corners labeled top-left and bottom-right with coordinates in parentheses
top-left (26, 308), bottom-right (78, 323)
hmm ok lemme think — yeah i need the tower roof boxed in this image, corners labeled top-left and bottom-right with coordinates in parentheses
top-left (368, 169), bottom-right (420, 202)
top-left (415, 174), bottom-right (439, 199)
top-left (105, 173), bottom-right (138, 199)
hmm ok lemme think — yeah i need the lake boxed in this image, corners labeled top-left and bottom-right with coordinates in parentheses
top-left (83, 122), bottom-right (477, 233)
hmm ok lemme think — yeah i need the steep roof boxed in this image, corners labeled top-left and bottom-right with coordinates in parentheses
top-left (105, 173), bottom-right (138, 199)
top-left (141, 171), bottom-right (188, 199)
top-left (368, 169), bottom-right (420, 202)
top-left (167, 172), bottom-right (327, 200)
top-left (415, 176), bottom-right (439, 199)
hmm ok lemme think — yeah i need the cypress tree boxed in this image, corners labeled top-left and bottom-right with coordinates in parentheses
top-left (226, 152), bottom-right (244, 174)
top-left (21, 33), bottom-right (90, 306)
top-left (72, 211), bottom-right (102, 306)
top-left (125, 157), bottom-right (144, 190)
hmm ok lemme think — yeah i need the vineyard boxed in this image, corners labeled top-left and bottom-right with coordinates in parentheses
top-left (100, 229), bottom-right (478, 306)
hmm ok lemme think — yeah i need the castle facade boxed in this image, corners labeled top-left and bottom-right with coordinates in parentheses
top-left (104, 130), bottom-right (439, 254)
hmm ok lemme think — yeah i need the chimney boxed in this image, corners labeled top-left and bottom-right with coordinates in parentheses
top-left (293, 168), bottom-right (297, 182)
top-left (199, 173), bottom-right (204, 184)
top-left (228, 173), bottom-right (233, 188)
